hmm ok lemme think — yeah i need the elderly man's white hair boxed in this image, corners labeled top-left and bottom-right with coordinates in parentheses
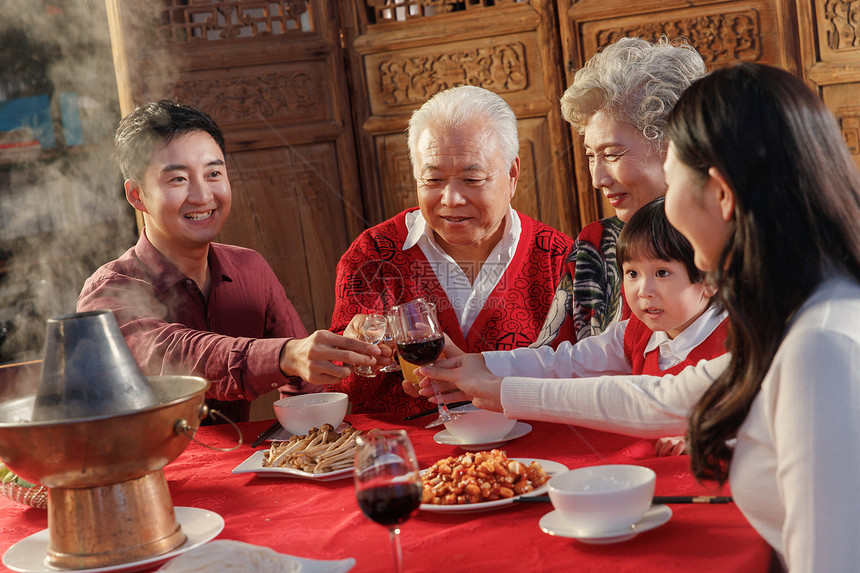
top-left (406, 85), bottom-right (519, 175)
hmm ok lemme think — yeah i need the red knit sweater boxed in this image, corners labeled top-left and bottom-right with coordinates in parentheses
top-left (330, 208), bottom-right (573, 415)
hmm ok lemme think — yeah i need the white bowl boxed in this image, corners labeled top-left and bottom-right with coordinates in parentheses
top-left (273, 392), bottom-right (348, 436)
top-left (443, 408), bottom-right (517, 444)
top-left (547, 465), bottom-right (656, 534)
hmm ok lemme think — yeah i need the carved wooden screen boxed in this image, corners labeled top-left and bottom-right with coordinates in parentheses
top-left (555, 0), bottom-right (802, 222)
top-left (343, 0), bottom-right (579, 238)
top-left (798, 0), bottom-right (860, 169)
top-left (105, 0), bottom-right (363, 334)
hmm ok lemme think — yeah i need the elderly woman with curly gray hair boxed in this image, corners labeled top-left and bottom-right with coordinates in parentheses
top-left (534, 36), bottom-right (707, 347)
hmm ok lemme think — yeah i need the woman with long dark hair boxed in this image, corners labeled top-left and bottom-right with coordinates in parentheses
top-left (664, 62), bottom-right (860, 570)
top-left (421, 63), bottom-right (860, 571)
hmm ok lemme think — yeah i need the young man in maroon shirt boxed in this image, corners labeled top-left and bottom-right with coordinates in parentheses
top-left (77, 100), bottom-right (382, 421)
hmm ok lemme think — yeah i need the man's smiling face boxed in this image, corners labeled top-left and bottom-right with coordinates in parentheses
top-left (414, 122), bottom-right (517, 259)
top-left (128, 130), bottom-right (231, 257)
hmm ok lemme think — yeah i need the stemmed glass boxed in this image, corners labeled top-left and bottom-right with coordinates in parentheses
top-left (377, 317), bottom-right (401, 373)
top-left (388, 298), bottom-right (457, 423)
top-left (354, 430), bottom-right (422, 573)
top-left (355, 314), bottom-right (388, 377)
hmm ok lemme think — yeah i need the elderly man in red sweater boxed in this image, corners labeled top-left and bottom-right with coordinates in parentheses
top-left (330, 86), bottom-right (573, 416)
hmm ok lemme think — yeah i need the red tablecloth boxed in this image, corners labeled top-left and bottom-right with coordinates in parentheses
top-left (0, 415), bottom-right (773, 572)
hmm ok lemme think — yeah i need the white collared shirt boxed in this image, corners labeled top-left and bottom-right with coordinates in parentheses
top-left (644, 304), bottom-right (726, 369)
top-left (483, 303), bottom-right (727, 378)
top-left (402, 208), bottom-right (521, 335)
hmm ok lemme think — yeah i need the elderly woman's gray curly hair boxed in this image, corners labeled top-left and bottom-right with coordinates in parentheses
top-left (562, 36), bottom-right (706, 151)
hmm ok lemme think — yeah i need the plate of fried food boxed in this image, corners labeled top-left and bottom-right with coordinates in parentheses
top-left (232, 424), bottom-right (359, 480)
top-left (419, 449), bottom-right (567, 512)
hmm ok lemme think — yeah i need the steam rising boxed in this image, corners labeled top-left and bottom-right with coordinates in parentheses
top-left (0, 0), bottom-right (136, 363)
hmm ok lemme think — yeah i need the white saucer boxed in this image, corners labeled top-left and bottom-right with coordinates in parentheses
top-left (539, 504), bottom-right (672, 544)
top-left (3, 506), bottom-right (225, 573)
top-left (433, 422), bottom-right (532, 451)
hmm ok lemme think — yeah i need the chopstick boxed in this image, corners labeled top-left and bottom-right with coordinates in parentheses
top-left (403, 401), bottom-right (472, 420)
top-left (653, 496), bottom-right (733, 504)
top-left (511, 495), bottom-right (550, 503)
top-left (250, 420), bottom-right (283, 448)
top-left (514, 495), bottom-right (733, 504)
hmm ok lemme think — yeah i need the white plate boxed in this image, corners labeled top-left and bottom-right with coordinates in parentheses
top-left (432, 422), bottom-right (533, 451)
top-left (2, 506), bottom-right (224, 573)
top-left (539, 504), bottom-right (672, 544)
top-left (232, 450), bottom-right (353, 481)
top-left (419, 458), bottom-right (567, 512)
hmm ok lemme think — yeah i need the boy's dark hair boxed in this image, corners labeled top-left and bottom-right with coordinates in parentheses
top-left (114, 99), bottom-right (225, 183)
top-left (616, 196), bottom-right (703, 283)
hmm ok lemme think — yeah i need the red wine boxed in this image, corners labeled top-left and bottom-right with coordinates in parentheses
top-left (396, 335), bottom-right (444, 365)
top-left (357, 483), bottom-right (421, 527)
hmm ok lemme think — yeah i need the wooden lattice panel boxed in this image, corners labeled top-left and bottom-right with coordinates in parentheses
top-left (365, 0), bottom-right (525, 23)
top-left (157, 0), bottom-right (312, 42)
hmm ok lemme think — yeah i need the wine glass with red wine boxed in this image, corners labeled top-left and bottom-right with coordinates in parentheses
top-left (388, 298), bottom-right (457, 423)
top-left (354, 429), bottom-right (422, 573)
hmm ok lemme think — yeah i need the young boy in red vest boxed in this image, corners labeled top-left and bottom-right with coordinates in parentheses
top-left (615, 197), bottom-right (727, 378)
top-left (438, 197), bottom-right (727, 455)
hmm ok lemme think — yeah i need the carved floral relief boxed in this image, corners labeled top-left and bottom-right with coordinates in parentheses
top-left (169, 71), bottom-right (319, 123)
top-left (593, 10), bottom-right (762, 65)
top-left (822, 1), bottom-right (860, 50)
top-left (391, 147), bottom-right (417, 208)
top-left (838, 107), bottom-right (860, 158)
top-left (377, 42), bottom-right (528, 106)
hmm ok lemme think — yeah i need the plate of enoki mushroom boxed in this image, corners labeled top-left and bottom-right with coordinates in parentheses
top-left (232, 424), bottom-right (360, 480)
